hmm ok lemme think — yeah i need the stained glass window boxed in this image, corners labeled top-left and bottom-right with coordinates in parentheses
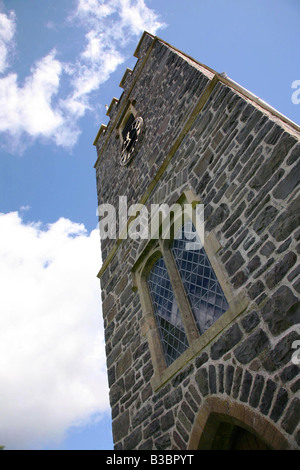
top-left (147, 256), bottom-right (189, 366)
top-left (171, 221), bottom-right (229, 335)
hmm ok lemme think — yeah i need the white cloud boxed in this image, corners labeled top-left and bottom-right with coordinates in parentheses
top-left (118, 0), bottom-right (166, 36)
top-left (0, 50), bottom-right (64, 140)
top-left (75, 0), bottom-right (165, 38)
top-left (0, 1), bottom-right (165, 152)
top-left (0, 212), bottom-right (108, 450)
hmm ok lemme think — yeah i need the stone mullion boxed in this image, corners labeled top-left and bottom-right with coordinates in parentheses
top-left (159, 239), bottom-right (199, 345)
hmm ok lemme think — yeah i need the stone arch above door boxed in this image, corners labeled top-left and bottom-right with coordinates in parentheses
top-left (188, 396), bottom-right (290, 450)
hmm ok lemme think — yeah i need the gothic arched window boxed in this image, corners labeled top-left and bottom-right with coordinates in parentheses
top-left (132, 191), bottom-right (248, 389)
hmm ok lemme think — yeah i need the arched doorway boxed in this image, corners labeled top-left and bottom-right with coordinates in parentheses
top-left (199, 417), bottom-right (270, 450)
top-left (188, 397), bottom-right (289, 450)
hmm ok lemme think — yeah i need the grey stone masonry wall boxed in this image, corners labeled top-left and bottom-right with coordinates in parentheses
top-left (94, 32), bottom-right (300, 450)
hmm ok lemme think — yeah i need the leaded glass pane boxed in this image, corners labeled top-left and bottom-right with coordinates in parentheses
top-left (147, 257), bottom-right (189, 366)
top-left (172, 221), bottom-right (229, 335)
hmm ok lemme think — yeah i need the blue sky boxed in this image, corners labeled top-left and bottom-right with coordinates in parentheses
top-left (0, 0), bottom-right (299, 450)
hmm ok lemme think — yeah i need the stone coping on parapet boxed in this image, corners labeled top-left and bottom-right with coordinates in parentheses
top-left (119, 68), bottom-right (133, 90)
top-left (106, 97), bottom-right (119, 117)
top-left (133, 30), bottom-right (155, 59)
top-left (93, 124), bottom-right (107, 147)
top-left (93, 32), bottom-right (300, 153)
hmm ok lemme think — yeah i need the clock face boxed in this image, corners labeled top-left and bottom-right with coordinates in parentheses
top-left (119, 116), bottom-right (143, 166)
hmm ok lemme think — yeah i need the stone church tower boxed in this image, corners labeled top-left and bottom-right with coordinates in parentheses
top-left (93, 32), bottom-right (300, 450)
